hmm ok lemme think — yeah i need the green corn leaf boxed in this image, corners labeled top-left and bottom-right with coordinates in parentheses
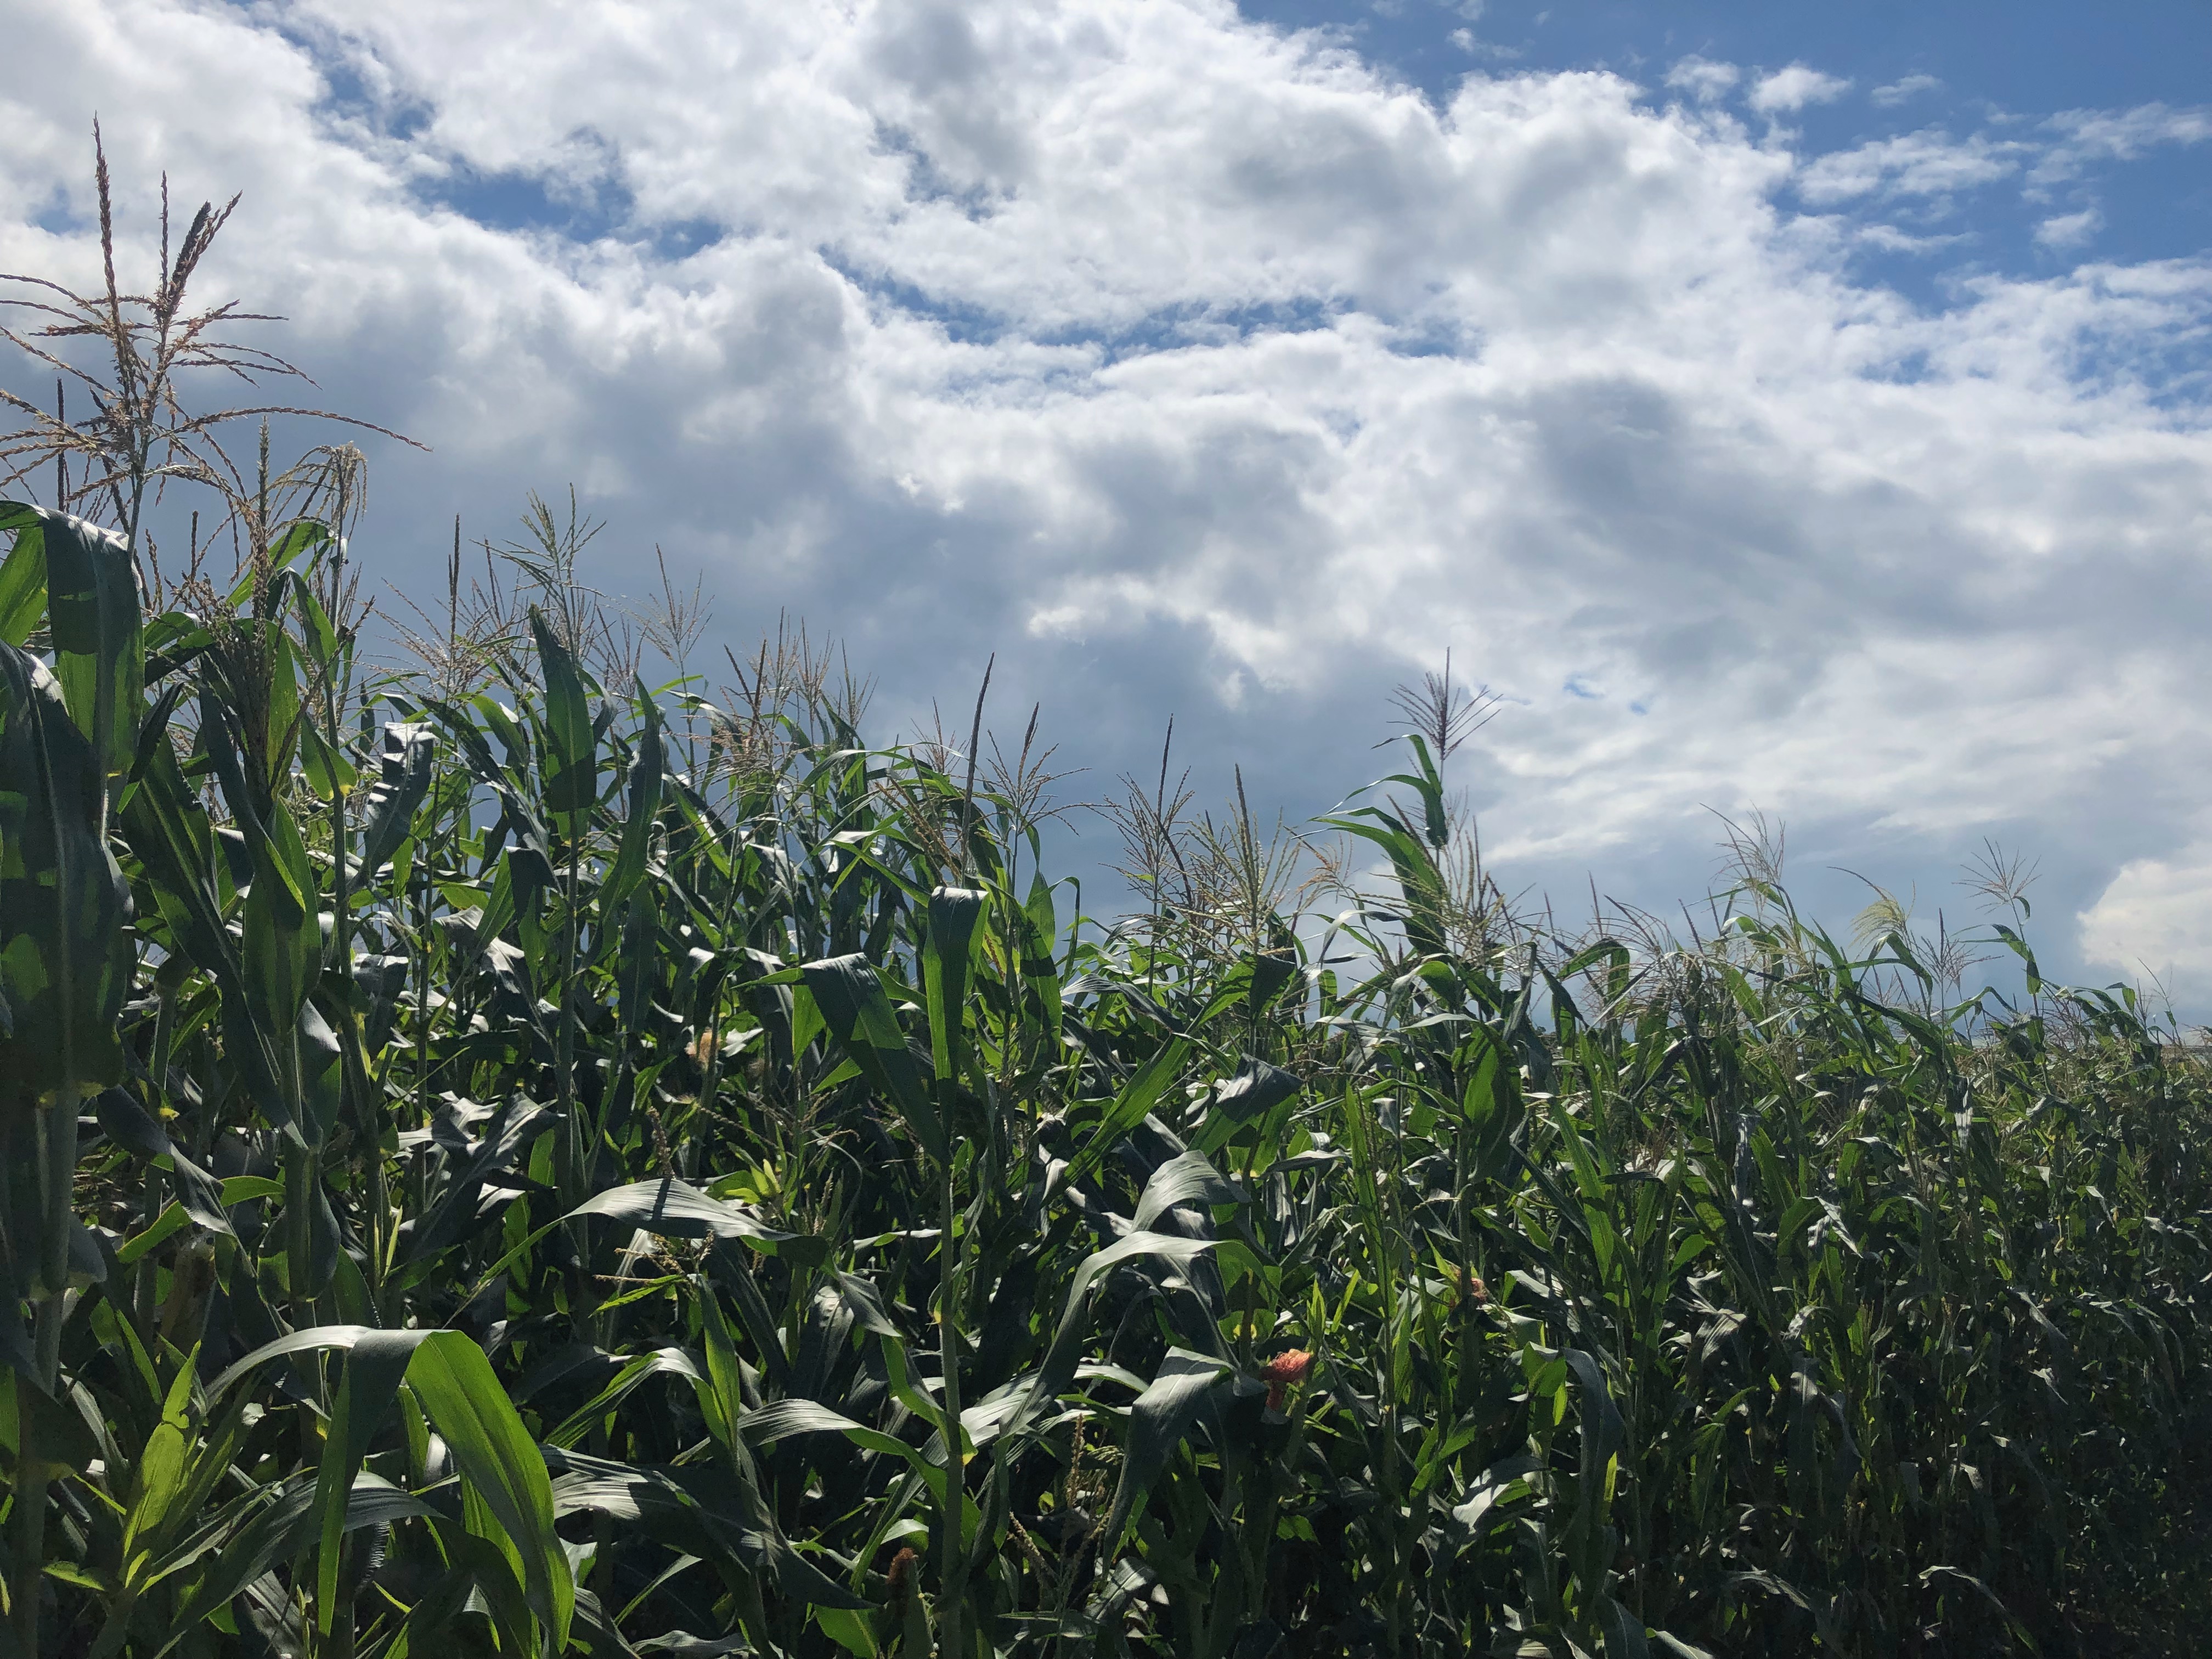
top-left (1130, 1148), bottom-right (1245, 1232)
top-left (120, 1387), bottom-right (256, 1598)
top-left (1101, 1348), bottom-right (1235, 1550)
top-left (565, 1176), bottom-right (826, 1263)
top-left (119, 715), bottom-right (241, 989)
top-left (1019, 870), bottom-right (1063, 1037)
top-left (601, 684), bottom-right (663, 916)
top-left (314, 1330), bottom-right (434, 1630)
top-left (1066, 1036), bottom-right (1191, 1181)
top-left (0, 641), bottom-right (131, 1104)
top-left (223, 521), bottom-right (329, 613)
top-left (692, 1277), bottom-right (752, 1459)
top-left (120, 1346), bottom-right (200, 1572)
top-left (1375, 732), bottom-right (1452, 848)
top-left (802, 953), bottom-right (941, 1160)
top-left (366, 1554), bottom-right (478, 1659)
top-left (1192, 1060), bottom-right (1299, 1158)
top-left (207, 1325), bottom-right (382, 1402)
top-left (114, 1200), bottom-right (191, 1266)
top-left (1450, 1452), bottom-right (1544, 1531)
top-left (530, 606), bottom-right (598, 827)
top-left (617, 885), bottom-right (661, 1039)
top-left (0, 512), bottom-right (47, 646)
top-left (1318, 808), bottom-right (1448, 958)
top-left (234, 622), bottom-right (307, 808)
top-left (1458, 1027), bottom-right (1522, 1178)
top-left (159, 1471), bottom-right (431, 1654)
top-left (405, 1328), bottom-right (574, 1652)
top-left (1006, 1231), bottom-right (1225, 1442)
top-left (815, 1605), bottom-right (882, 1658)
top-left (0, 503), bottom-right (142, 821)
top-left (279, 562), bottom-right (340, 672)
top-left (549, 1446), bottom-right (870, 1613)
top-left (295, 709), bottom-right (356, 802)
top-left (923, 885), bottom-right (985, 1086)
top-left (544, 1347), bottom-right (703, 1450)
top-left (470, 691), bottom-right (535, 776)
top-left (0, 1363), bottom-right (97, 1474)
top-left (97, 1087), bottom-right (232, 1237)
top-left (356, 721), bottom-right (436, 876)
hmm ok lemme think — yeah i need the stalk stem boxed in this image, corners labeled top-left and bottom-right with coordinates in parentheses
top-left (8, 1380), bottom-right (45, 1659)
top-left (11, 1105), bottom-right (79, 1658)
top-left (938, 1152), bottom-right (966, 1659)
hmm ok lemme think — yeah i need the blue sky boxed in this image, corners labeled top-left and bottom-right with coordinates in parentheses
top-left (1263, 1), bottom-right (2207, 127)
top-left (4, 0), bottom-right (2210, 1005)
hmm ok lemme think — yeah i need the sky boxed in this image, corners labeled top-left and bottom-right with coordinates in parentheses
top-left (2, 0), bottom-right (2209, 1007)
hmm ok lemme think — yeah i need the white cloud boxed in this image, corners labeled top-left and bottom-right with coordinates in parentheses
top-left (2, 0), bottom-right (2209, 994)
top-left (1664, 57), bottom-right (1739, 104)
top-left (2034, 208), bottom-right (2102, 250)
top-left (1871, 74), bottom-right (1943, 109)
top-left (2033, 102), bottom-right (2212, 184)
top-left (1854, 223), bottom-right (1968, 255)
top-left (1797, 128), bottom-right (2023, 204)
top-left (2080, 845), bottom-right (2212, 1008)
top-left (1748, 64), bottom-right (1850, 115)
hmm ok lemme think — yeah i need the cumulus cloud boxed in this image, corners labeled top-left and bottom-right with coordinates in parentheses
top-left (1, 0), bottom-right (2209, 994)
top-left (2081, 845), bottom-right (2212, 1010)
top-left (1748, 64), bottom-right (1851, 115)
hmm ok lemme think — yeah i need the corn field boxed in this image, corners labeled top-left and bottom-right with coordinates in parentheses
top-left (1, 158), bottom-right (2208, 1659)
